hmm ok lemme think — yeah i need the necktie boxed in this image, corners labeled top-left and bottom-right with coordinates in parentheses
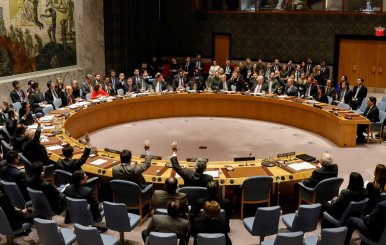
top-left (17, 90), bottom-right (22, 100)
top-left (269, 81), bottom-right (272, 94)
top-left (354, 86), bottom-right (361, 98)
top-left (53, 90), bottom-right (58, 99)
top-left (341, 90), bottom-right (346, 102)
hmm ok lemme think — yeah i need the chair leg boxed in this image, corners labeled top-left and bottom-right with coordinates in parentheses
top-left (240, 203), bottom-right (244, 220)
top-left (119, 232), bottom-right (124, 245)
top-left (139, 206), bottom-right (143, 225)
top-left (259, 235), bottom-right (264, 245)
top-left (6, 235), bottom-right (13, 245)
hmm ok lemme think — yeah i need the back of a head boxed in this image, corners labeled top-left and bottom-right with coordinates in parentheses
top-left (72, 170), bottom-right (85, 185)
top-left (207, 180), bottom-right (219, 198)
top-left (165, 177), bottom-right (178, 194)
top-left (204, 201), bottom-right (220, 220)
top-left (16, 124), bottom-right (27, 136)
top-left (374, 164), bottom-right (386, 191)
top-left (30, 161), bottom-right (44, 179)
top-left (320, 152), bottom-right (333, 166)
top-left (167, 201), bottom-right (180, 218)
top-left (348, 172), bottom-right (364, 193)
top-left (195, 158), bottom-right (207, 174)
top-left (62, 144), bottom-right (74, 158)
top-left (5, 150), bottom-right (18, 164)
top-left (120, 149), bottom-right (131, 164)
top-left (369, 96), bottom-right (377, 105)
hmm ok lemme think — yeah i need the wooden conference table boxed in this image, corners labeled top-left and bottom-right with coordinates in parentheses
top-left (40, 92), bottom-right (369, 186)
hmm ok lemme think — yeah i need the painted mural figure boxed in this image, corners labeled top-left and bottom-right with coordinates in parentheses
top-left (41, 7), bottom-right (56, 43)
top-left (33, 0), bottom-right (44, 29)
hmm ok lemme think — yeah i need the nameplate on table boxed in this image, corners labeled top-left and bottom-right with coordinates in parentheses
top-left (287, 162), bottom-right (316, 171)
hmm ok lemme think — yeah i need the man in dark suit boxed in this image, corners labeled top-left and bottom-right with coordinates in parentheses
top-left (27, 161), bottom-right (66, 215)
top-left (44, 81), bottom-right (60, 107)
top-left (0, 150), bottom-right (29, 200)
top-left (80, 74), bottom-right (93, 99)
top-left (336, 81), bottom-right (353, 105)
top-left (109, 70), bottom-right (118, 94)
top-left (351, 77), bottom-right (368, 110)
top-left (265, 72), bottom-right (280, 94)
top-left (183, 57), bottom-right (194, 78)
top-left (56, 133), bottom-right (91, 173)
top-left (318, 60), bottom-right (330, 86)
top-left (194, 54), bottom-right (204, 75)
top-left (101, 76), bottom-right (115, 95)
top-left (304, 76), bottom-right (318, 98)
top-left (171, 141), bottom-right (213, 187)
top-left (173, 70), bottom-right (188, 91)
top-left (9, 80), bottom-right (26, 103)
top-left (302, 152), bottom-right (338, 188)
top-left (325, 79), bottom-right (336, 100)
top-left (284, 78), bottom-right (299, 96)
top-left (250, 75), bottom-right (267, 94)
top-left (112, 140), bottom-right (152, 189)
top-left (28, 82), bottom-right (45, 114)
top-left (305, 58), bottom-right (313, 76)
top-left (126, 77), bottom-right (137, 93)
top-left (152, 177), bottom-right (188, 211)
top-left (152, 73), bottom-right (167, 92)
top-left (357, 96), bottom-right (379, 143)
top-left (344, 200), bottom-right (386, 245)
top-left (64, 170), bottom-right (102, 223)
top-left (142, 201), bottom-right (189, 245)
top-left (61, 86), bottom-right (76, 106)
top-left (223, 59), bottom-right (233, 80)
top-left (116, 73), bottom-right (128, 93)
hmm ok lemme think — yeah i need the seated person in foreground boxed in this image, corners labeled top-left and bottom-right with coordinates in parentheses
top-left (363, 164), bottom-right (386, 215)
top-left (56, 132), bottom-right (91, 173)
top-left (314, 85), bottom-right (329, 103)
top-left (193, 180), bottom-right (232, 222)
top-left (344, 199), bottom-right (386, 245)
top-left (357, 96), bottom-right (379, 144)
top-left (142, 201), bottom-right (190, 245)
top-left (302, 152), bottom-right (338, 188)
top-left (170, 141), bottom-right (213, 187)
top-left (191, 201), bottom-right (232, 245)
top-left (0, 150), bottom-right (29, 201)
top-left (27, 161), bottom-right (66, 215)
top-left (112, 139), bottom-right (152, 189)
top-left (152, 177), bottom-right (188, 212)
top-left (64, 170), bottom-right (102, 223)
top-left (321, 172), bottom-right (366, 228)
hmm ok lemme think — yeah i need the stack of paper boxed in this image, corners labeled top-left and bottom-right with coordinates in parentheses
top-left (90, 159), bottom-right (108, 166)
top-left (287, 162), bottom-right (316, 171)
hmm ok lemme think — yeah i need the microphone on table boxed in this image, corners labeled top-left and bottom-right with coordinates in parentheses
top-left (245, 153), bottom-right (252, 166)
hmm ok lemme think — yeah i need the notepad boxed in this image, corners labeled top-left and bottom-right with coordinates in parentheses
top-left (90, 159), bottom-right (107, 166)
top-left (204, 170), bottom-right (219, 178)
top-left (287, 162), bottom-right (316, 171)
top-left (46, 145), bottom-right (63, 151)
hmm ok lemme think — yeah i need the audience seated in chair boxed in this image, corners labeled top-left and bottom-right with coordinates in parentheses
top-left (170, 141), bottom-right (213, 187)
top-left (191, 201), bottom-right (232, 245)
top-left (112, 139), bottom-right (152, 189)
top-left (322, 172), bottom-right (366, 228)
top-left (56, 132), bottom-right (91, 173)
top-left (142, 201), bottom-right (189, 245)
top-left (0, 150), bottom-right (29, 201)
top-left (152, 177), bottom-right (188, 213)
top-left (357, 96), bottom-right (379, 144)
top-left (363, 164), bottom-right (386, 215)
top-left (26, 161), bottom-right (66, 215)
top-left (302, 152), bottom-right (338, 188)
top-left (63, 170), bottom-right (102, 223)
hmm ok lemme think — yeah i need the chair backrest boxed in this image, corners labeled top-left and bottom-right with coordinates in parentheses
top-left (117, 89), bottom-right (124, 96)
top-left (179, 186), bottom-right (208, 209)
top-left (110, 180), bottom-right (141, 206)
top-left (149, 231), bottom-right (178, 245)
top-left (42, 164), bottom-right (55, 180)
top-left (0, 180), bottom-right (27, 209)
top-left (381, 96), bottom-right (386, 103)
top-left (12, 102), bottom-right (22, 113)
top-left (242, 176), bottom-right (273, 202)
top-left (252, 206), bottom-right (281, 236)
top-left (0, 207), bottom-right (14, 235)
top-left (55, 169), bottom-right (73, 186)
top-left (103, 201), bottom-right (132, 232)
top-left (27, 187), bottom-right (55, 219)
top-left (273, 231), bottom-right (304, 245)
top-left (197, 233), bottom-right (226, 245)
top-left (338, 198), bottom-right (368, 226)
top-left (85, 93), bottom-right (91, 101)
top-left (380, 192), bottom-right (386, 201)
top-left (317, 227), bottom-right (348, 245)
top-left (292, 203), bottom-right (322, 232)
top-left (42, 105), bottom-right (54, 115)
top-left (377, 226), bottom-right (386, 245)
top-left (53, 99), bottom-right (62, 110)
top-left (18, 153), bottom-right (32, 174)
top-left (314, 177), bottom-right (344, 203)
top-left (74, 223), bottom-right (104, 245)
top-left (66, 197), bottom-right (95, 226)
top-left (378, 111), bottom-right (386, 124)
top-left (1, 126), bottom-right (10, 143)
top-left (85, 176), bottom-right (99, 194)
top-left (34, 218), bottom-right (65, 245)
top-left (377, 101), bottom-right (386, 112)
top-left (337, 102), bottom-right (351, 110)
top-left (358, 97), bottom-right (368, 112)
top-left (1, 140), bottom-right (12, 156)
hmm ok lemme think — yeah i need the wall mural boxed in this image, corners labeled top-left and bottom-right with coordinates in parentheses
top-left (0, 0), bottom-right (76, 77)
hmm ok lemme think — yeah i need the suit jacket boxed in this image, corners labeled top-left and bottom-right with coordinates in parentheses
top-left (302, 164), bottom-right (338, 188)
top-left (173, 76), bottom-right (188, 90)
top-left (184, 62), bottom-right (195, 77)
top-left (152, 80), bottom-right (167, 92)
top-left (352, 85), bottom-right (368, 104)
top-left (112, 152), bottom-right (152, 189)
top-left (29, 91), bottom-right (44, 112)
top-left (64, 184), bottom-right (101, 222)
top-left (266, 79), bottom-right (279, 94)
top-left (171, 156), bottom-right (213, 187)
top-left (44, 89), bottom-right (59, 106)
top-left (101, 82), bottom-right (115, 95)
top-left (61, 93), bottom-right (75, 106)
top-left (10, 89), bottom-right (25, 103)
top-left (56, 147), bottom-right (91, 173)
top-left (223, 65), bottom-right (233, 79)
top-left (80, 81), bottom-right (93, 98)
top-left (116, 80), bottom-right (128, 93)
top-left (318, 66), bottom-right (330, 85)
top-left (304, 83), bottom-right (318, 97)
top-left (0, 164), bottom-right (29, 200)
top-left (109, 77), bottom-right (119, 93)
top-left (0, 192), bottom-right (26, 230)
top-left (191, 216), bottom-right (231, 245)
top-left (315, 94), bottom-right (329, 104)
top-left (131, 76), bottom-right (142, 89)
top-left (325, 86), bottom-right (336, 100)
top-left (362, 200), bottom-right (386, 241)
top-left (284, 85), bottom-right (298, 96)
top-left (145, 214), bottom-right (189, 241)
top-left (22, 127), bottom-right (52, 166)
top-left (27, 178), bottom-right (66, 215)
top-left (250, 82), bottom-right (268, 94)
top-left (323, 188), bottom-right (365, 220)
top-left (363, 105), bottom-right (380, 123)
top-left (152, 190), bottom-right (188, 210)
top-left (338, 89), bottom-right (353, 104)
